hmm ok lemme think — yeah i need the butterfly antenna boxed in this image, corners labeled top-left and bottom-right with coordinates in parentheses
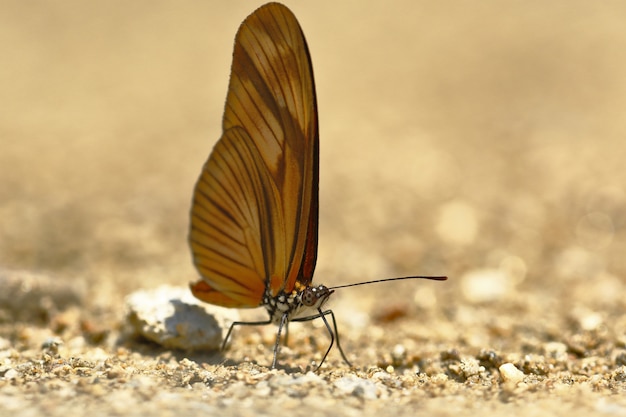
top-left (329, 275), bottom-right (447, 290)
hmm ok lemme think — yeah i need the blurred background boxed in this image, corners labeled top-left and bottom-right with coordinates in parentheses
top-left (1, 0), bottom-right (625, 335)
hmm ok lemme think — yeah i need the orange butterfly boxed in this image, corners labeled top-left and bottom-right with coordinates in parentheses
top-left (189, 2), bottom-right (446, 370)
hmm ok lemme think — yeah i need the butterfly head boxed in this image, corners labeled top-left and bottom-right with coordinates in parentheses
top-left (300, 285), bottom-right (334, 310)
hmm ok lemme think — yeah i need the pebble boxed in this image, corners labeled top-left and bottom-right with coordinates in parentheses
top-left (578, 311), bottom-right (603, 331)
top-left (498, 363), bottom-right (524, 384)
top-left (460, 357), bottom-right (482, 378)
top-left (333, 375), bottom-right (379, 400)
top-left (3, 368), bottom-right (18, 380)
top-left (125, 285), bottom-right (239, 351)
top-left (543, 342), bottom-right (568, 362)
top-left (269, 372), bottom-right (322, 387)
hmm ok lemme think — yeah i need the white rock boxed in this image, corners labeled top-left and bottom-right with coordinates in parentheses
top-left (125, 285), bottom-right (239, 351)
top-left (499, 363), bottom-right (524, 384)
top-left (579, 311), bottom-right (603, 331)
top-left (460, 357), bottom-right (482, 378)
top-left (543, 342), bottom-right (568, 362)
top-left (269, 371), bottom-right (322, 388)
top-left (3, 368), bottom-right (18, 380)
top-left (333, 375), bottom-right (379, 400)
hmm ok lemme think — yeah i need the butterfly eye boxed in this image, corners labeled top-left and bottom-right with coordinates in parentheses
top-left (301, 288), bottom-right (316, 306)
top-left (301, 285), bottom-right (333, 308)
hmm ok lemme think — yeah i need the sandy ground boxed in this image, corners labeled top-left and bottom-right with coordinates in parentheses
top-left (2, 1), bottom-right (626, 416)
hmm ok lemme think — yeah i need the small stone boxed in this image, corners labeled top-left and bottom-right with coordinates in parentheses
top-left (269, 372), bottom-right (322, 387)
top-left (371, 371), bottom-right (391, 381)
top-left (105, 365), bottom-right (126, 379)
top-left (543, 342), bottom-right (568, 362)
top-left (476, 349), bottom-right (503, 369)
top-left (579, 312), bottom-right (603, 331)
top-left (440, 349), bottom-right (461, 362)
top-left (3, 368), bottom-right (18, 380)
top-left (391, 344), bottom-right (406, 364)
top-left (460, 357), bottom-right (481, 378)
top-left (499, 363), bottom-right (524, 384)
top-left (125, 285), bottom-right (239, 351)
top-left (612, 366), bottom-right (626, 382)
top-left (430, 373), bottom-right (448, 385)
top-left (333, 375), bottom-right (378, 400)
top-left (41, 337), bottom-right (64, 354)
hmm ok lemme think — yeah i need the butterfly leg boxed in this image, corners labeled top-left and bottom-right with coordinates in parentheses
top-left (292, 309), bottom-right (353, 370)
top-left (221, 318), bottom-right (272, 352)
top-left (323, 309), bottom-right (352, 368)
top-left (271, 313), bottom-right (289, 369)
top-left (315, 308), bottom-right (353, 369)
top-left (283, 321), bottom-right (290, 346)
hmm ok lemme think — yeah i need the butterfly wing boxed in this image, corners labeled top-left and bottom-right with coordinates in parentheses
top-left (189, 3), bottom-right (319, 308)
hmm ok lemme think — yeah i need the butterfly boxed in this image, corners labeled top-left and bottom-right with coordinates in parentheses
top-left (189, 2), bottom-right (446, 370)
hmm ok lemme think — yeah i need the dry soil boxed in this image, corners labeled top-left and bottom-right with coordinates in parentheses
top-left (1, 1), bottom-right (626, 416)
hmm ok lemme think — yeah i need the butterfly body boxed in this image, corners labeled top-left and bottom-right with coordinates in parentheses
top-left (261, 284), bottom-right (332, 324)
